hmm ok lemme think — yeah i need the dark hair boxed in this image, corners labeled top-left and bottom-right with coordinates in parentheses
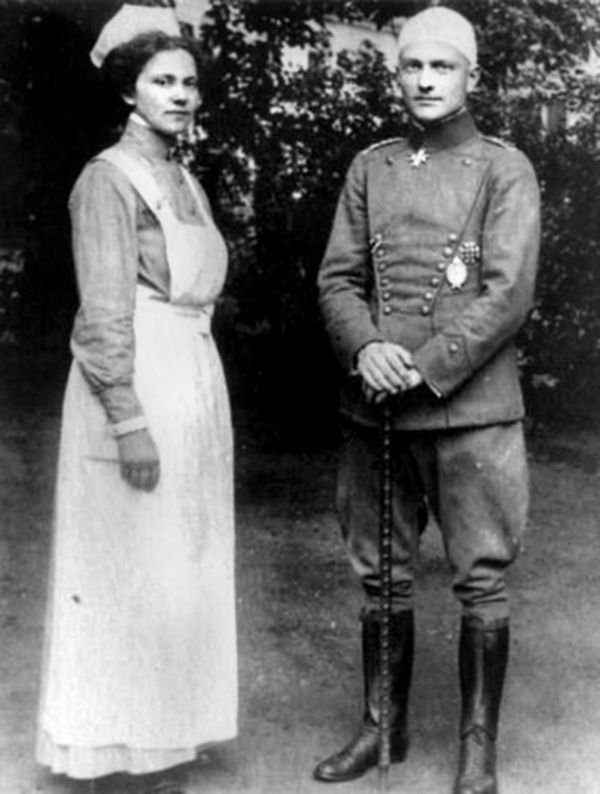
top-left (102, 31), bottom-right (204, 98)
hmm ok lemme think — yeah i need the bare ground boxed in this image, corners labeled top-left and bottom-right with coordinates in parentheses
top-left (1, 354), bottom-right (600, 794)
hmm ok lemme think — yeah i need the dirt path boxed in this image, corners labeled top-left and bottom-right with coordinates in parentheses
top-left (1, 360), bottom-right (600, 794)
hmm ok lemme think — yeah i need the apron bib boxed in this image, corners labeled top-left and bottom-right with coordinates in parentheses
top-left (97, 146), bottom-right (228, 312)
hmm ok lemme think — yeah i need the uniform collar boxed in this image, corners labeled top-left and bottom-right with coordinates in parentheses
top-left (409, 109), bottom-right (478, 153)
top-left (120, 113), bottom-right (175, 161)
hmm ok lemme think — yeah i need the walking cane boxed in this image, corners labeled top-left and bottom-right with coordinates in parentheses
top-left (378, 399), bottom-right (394, 792)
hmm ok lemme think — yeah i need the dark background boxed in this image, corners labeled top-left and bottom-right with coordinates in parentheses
top-left (1, 0), bottom-right (600, 452)
top-left (0, 0), bottom-right (342, 449)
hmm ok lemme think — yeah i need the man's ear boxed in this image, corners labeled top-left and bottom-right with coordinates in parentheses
top-left (467, 64), bottom-right (480, 93)
top-left (123, 93), bottom-right (135, 107)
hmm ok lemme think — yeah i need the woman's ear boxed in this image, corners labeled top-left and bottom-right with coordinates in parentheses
top-left (122, 93), bottom-right (135, 107)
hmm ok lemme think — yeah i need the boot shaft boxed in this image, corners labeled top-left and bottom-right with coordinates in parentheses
top-left (312, 610), bottom-right (413, 783)
top-left (362, 609), bottom-right (414, 732)
top-left (458, 618), bottom-right (509, 740)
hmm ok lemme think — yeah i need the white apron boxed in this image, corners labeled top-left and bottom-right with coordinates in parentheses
top-left (37, 150), bottom-right (237, 779)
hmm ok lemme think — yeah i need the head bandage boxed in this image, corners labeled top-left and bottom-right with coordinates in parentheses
top-left (398, 7), bottom-right (477, 66)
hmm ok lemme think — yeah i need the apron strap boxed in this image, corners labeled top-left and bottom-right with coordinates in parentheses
top-left (96, 147), bottom-right (174, 224)
top-left (179, 166), bottom-right (212, 224)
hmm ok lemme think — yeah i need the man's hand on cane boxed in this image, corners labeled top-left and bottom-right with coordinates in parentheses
top-left (357, 341), bottom-right (423, 404)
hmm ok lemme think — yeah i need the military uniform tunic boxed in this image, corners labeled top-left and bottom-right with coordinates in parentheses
top-left (318, 111), bottom-right (541, 622)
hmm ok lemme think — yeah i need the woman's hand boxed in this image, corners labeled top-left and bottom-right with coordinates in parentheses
top-left (117, 429), bottom-right (160, 492)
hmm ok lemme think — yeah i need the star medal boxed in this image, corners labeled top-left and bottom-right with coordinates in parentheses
top-left (409, 147), bottom-right (429, 168)
top-left (446, 255), bottom-right (468, 290)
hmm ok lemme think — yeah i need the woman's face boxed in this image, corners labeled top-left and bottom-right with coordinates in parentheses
top-left (125, 48), bottom-right (200, 137)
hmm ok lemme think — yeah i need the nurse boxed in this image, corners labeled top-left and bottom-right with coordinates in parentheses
top-left (37, 29), bottom-right (237, 794)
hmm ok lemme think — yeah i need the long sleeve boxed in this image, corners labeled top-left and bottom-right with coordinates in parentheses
top-left (69, 160), bottom-right (147, 429)
top-left (317, 127), bottom-right (541, 431)
top-left (317, 153), bottom-right (383, 371)
top-left (412, 151), bottom-right (541, 397)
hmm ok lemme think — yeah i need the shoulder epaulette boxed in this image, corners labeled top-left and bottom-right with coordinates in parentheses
top-left (360, 137), bottom-right (404, 156)
top-left (481, 134), bottom-right (517, 152)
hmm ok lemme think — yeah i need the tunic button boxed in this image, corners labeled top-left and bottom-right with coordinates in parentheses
top-left (380, 278), bottom-right (389, 287)
top-left (378, 263), bottom-right (386, 272)
top-left (449, 342), bottom-right (459, 354)
top-left (443, 246), bottom-right (453, 256)
top-left (448, 233), bottom-right (458, 242)
top-left (437, 262), bottom-right (446, 272)
top-left (383, 306), bottom-right (392, 315)
top-left (421, 305), bottom-right (431, 316)
top-left (462, 158), bottom-right (472, 166)
top-left (376, 248), bottom-right (386, 257)
top-left (383, 291), bottom-right (391, 300)
top-left (424, 291), bottom-right (433, 301)
top-left (430, 276), bottom-right (440, 286)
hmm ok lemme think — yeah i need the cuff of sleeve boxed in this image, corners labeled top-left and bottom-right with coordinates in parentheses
top-left (323, 314), bottom-right (382, 372)
top-left (348, 336), bottom-right (385, 374)
top-left (109, 415), bottom-right (148, 438)
top-left (422, 376), bottom-right (443, 398)
top-left (413, 334), bottom-right (472, 398)
top-left (94, 382), bottom-right (146, 426)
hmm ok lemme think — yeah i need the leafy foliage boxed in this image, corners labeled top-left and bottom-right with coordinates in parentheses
top-left (2, 0), bottom-right (599, 438)
top-left (184, 0), bottom-right (600, 436)
top-left (518, 126), bottom-right (600, 427)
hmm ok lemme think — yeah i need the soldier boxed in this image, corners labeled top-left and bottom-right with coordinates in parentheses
top-left (313, 7), bottom-right (540, 794)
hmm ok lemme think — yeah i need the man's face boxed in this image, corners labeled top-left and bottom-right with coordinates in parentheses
top-left (398, 41), bottom-right (478, 125)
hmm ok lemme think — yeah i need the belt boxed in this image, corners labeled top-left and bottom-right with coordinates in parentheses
top-left (136, 285), bottom-right (213, 334)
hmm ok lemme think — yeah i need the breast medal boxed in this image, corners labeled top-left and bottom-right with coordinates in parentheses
top-left (446, 255), bottom-right (468, 290)
top-left (408, 147), bottom-right (429, 168)
top-left (459, 241), bottom-right (481, 266)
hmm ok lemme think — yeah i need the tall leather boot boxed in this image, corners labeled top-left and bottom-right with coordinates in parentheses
top-left (313, 609), bottom-right (413, 783)
top-left (453, 618), bottom-right (509, 794)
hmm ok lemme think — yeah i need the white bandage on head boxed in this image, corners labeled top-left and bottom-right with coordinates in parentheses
top-left (398, 6), bottom-right (478, 66)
